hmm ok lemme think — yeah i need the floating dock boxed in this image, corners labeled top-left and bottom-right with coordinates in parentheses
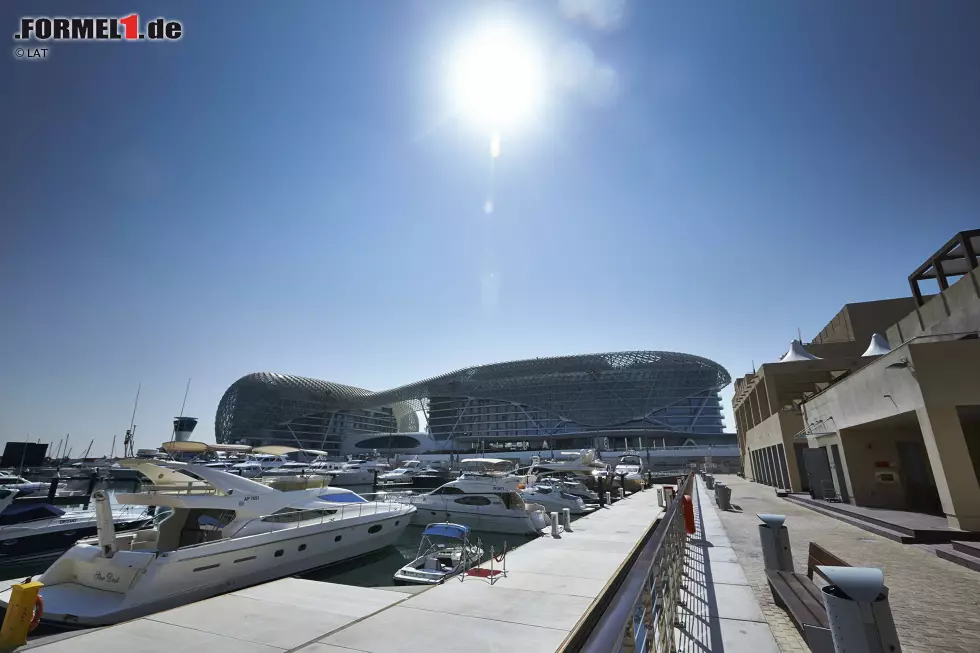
top-left (23, 488), bottom-right (667, 653)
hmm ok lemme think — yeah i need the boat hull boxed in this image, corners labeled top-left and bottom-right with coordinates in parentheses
top-left (0, 506), bottom-right (415, 627)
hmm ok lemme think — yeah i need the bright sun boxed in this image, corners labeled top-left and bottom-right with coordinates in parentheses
top-left (453, 23), bottom-right (544, 129)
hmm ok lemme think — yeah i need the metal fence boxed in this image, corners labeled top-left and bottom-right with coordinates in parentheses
top-left (566, 472), bottom-right (693, 653)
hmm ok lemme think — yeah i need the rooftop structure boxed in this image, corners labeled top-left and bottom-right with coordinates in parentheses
top-left (216, 351), bottom-right (732, 453)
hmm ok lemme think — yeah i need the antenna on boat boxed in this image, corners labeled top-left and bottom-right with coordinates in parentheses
top-left (125, 383), bottom-right (141, 458)
top-left (166, 378), bottom-right (192, 461)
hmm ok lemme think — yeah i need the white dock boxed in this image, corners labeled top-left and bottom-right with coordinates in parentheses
top-left (24, 489), bottom-right (667, 653)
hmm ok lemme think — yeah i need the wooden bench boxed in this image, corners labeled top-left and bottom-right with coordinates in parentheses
top-left (766, 543), bottom-right (849, 653)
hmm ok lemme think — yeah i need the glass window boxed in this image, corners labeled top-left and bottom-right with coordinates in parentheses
top-left (454, 496), bottom-right (492, 506)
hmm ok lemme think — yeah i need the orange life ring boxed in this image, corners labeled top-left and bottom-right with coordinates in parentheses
top-left (29, 594), bottom-right (43, 632)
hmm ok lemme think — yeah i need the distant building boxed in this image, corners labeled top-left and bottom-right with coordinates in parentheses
top-left (734, 229), bottom-right (980, 532)
top-left (215, 351), bottom-right (735, 456)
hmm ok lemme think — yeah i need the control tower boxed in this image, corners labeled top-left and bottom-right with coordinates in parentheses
top-left (173, 417), bottom-right (199, 442)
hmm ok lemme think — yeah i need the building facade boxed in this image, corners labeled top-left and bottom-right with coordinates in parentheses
top-left (734, 229), bottom-right (980, 532)
top-left (215, 350), bottom-right (733, 455)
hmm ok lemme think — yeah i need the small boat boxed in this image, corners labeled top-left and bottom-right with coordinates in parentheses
top-left (410, 466), bottom-right (452, 490)
top-left (402, 459), bottom-right (548, 535)
top-left (393, 523), bottom-right (482, 585)
top-left (0, 489), bottom-right (152, 565)
top-left (231, 454), bottom-right (287, 477)
top-left (378, 460), bottom-right (424, 485)
top-left (0, 472), bottom-right (47, 496)
top-left (317, 459), bottom-right (390, 487)
top-left (612, 454), bottom-right (646, 492)
top-left (520, 482), bottom-right (591, 515)
top-left (260, 461), bottom-right (311, 477)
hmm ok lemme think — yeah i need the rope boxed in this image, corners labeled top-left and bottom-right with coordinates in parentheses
top-left (493, 543), bottom-right (507, 562)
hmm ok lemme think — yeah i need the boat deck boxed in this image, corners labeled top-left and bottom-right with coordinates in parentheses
top-left (24, 488), bottom-right (668, 653)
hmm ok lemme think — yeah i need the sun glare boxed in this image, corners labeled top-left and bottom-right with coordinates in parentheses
top-left (453, 23), bottom-right (544, 129)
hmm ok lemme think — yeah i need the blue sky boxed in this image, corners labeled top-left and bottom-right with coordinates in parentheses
top-left (3, 0), bottom-right (979, 456)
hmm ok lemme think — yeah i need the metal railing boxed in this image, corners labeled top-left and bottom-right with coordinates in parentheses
top-left (566, 472), bottom-right (693, 653)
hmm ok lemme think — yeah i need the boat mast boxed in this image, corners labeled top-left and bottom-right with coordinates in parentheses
top-left (110, 434), bottom-right (116, 459)
top-left (83, 438), bottom-right (94, 459)
top-left (125, 382), bottom-right (141, 458)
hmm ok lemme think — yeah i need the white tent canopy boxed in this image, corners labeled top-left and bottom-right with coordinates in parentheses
top-left (862, 333), bottom-right (891, 357)
top-left (780, 340), bottom-right (821, 362)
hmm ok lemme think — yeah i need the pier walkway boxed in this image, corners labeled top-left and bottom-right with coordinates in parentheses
top-left (25, 487), bottom-right (671, 653)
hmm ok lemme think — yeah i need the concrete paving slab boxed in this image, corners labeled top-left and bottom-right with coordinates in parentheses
top-left (233, 578), bottom-right (403, 618)
top-left (537, 537), bottom-right (637, 553)
top-left (501, 548), bottom-right (629, 580)
top-left (479, 569), bottom-right (609, 598)
top-left (147, 594), bottom-right (351, 649)
top-left (706, 560), bottom-right (749, 586)
top-left (677, 615), bottom-right (781, 653)
top-left (296, 644), bottom-right (371, 653)
top-left (28, 618), bottom-right (283, 653)
top-left (403, 580), bottom-right (595, 630)
top-left (321, 605), bottom-right (569, 653)
top-left (705, 546), bottom-right (739, 563)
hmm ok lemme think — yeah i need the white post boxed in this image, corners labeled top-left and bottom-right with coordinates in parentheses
top-left (93, 490), bottom-right (118, 558)
top-left (562, 508), bottom-right (571, 531)
top-left (550, 512), bottom-right (559, 537)
top-left (605, 491), bottom-right (612, 505)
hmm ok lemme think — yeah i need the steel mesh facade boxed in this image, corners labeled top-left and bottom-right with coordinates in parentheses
top-left (215, 351), bottom-right (731, 449)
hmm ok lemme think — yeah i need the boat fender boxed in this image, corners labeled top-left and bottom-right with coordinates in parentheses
top-left (29, 595), bottom-right (43, 632)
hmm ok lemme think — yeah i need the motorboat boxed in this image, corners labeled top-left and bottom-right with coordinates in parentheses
top-left (612, 453), bottom-right (646, 492)
top-left (521, 481), bottom-right (592, 515)
top-left (308, 459), bottom-right (346, 475)
top-left (260, 461), bottom-right (311, 477)
top-left (317, 459), bottom-right (390, 487)
top-left (0, 472), bottom-right (47, 496)
top-left (410, 466), bottom-right (453, 490)
top-left (231, 454), bottom-right (287, 477)
top-left (378, 460), bottom-right (425, 485)
top-left (0, 460), bottom-right (415, 627)
top-left (401, 459), bottom-right (548, 535)
top-left (534, 476), bottom-right (600, 503)
top-left (0, 489), bottom-right (152, 565)
top-left (392, 523), bottom-right (482, 585)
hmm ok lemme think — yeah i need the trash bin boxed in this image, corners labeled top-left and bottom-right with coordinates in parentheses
top-left (757, 514), bottom-right (793, 572)
top-left (819, 566), bottom-right (902, 653)
top-left (715, 483), bottom-right (731, 510)
top-left (705, 475), bottom-right (715, 490)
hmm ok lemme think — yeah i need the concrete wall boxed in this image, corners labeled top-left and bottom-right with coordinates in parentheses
top-left (742, 410), bottom-right (804, 490)
top-left (837, 426), bottom-right (923, 510)
top-left (887, 267), bottom-right (980, 345)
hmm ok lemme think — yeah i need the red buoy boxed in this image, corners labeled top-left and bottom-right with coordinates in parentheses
top-left (682, 495), bottom-right (696, 535)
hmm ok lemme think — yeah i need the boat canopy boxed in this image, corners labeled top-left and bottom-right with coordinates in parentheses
top-left (423, 523), bottom-right (470, 539)
top-left (253, 445), bottom-right (331, 457)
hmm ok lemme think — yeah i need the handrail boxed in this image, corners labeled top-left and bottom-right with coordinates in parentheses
top-left (566, 472), bottom-right (693, 653)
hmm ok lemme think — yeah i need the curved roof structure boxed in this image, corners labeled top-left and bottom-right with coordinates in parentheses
top-left (215, 351), bottom-right (731, 444)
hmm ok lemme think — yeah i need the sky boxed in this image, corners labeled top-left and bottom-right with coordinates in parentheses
top-left (2, 0), bottom-right (979, 457)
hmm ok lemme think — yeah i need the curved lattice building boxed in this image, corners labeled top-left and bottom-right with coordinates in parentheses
top-left (215, 351), bottom-right (731, 453)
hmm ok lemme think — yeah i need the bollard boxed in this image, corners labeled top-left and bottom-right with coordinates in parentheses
top-left (715, 482), bottom-right (731, 510)
top-left (562, 508), bottom-right (572, 531)
top-left (0, 581), bottom-right (43, 648)
top-left (656, 486), bottom-right (665, 507)
top-left (819, 567), bottom-right (902, 653)
top-left (597, 477), bottom-right (606, 508)
top-left (682, 495), bottom-right (696, 534)
top-left (617, 487), bottom-right (624, 500)
top-left (550, 512), bottom-right (560, 537)
top-left (604, 491), bottom-right (612, 506)
top-left (705, 474), bottom-right (715, 490)
top-left (757, 514), bottom-right (793, 572)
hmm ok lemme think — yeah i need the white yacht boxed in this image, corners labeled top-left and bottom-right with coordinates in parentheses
top-left (403, 459), bottom-right (548, 535)
top-left (0, 472), bottom-right (47, 496)
top-left (231, 454), bottom-right (287, 477)
top-left (318, 459), bottom-right (390, 487)
top-left (0, 489), bottom-right (152, 565)
top-left (0, 461), bottom-right (415, 627)
top-left (613, 453), bottom-right (646, 492)
top-left (260, 461), bottom-right (311, 477)
top-left (521, 481), bottom-right (592, 515)
top-left (393, 523), bottom-right (482, 585)
top-left (378, 460), bottom-right (424, 485)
